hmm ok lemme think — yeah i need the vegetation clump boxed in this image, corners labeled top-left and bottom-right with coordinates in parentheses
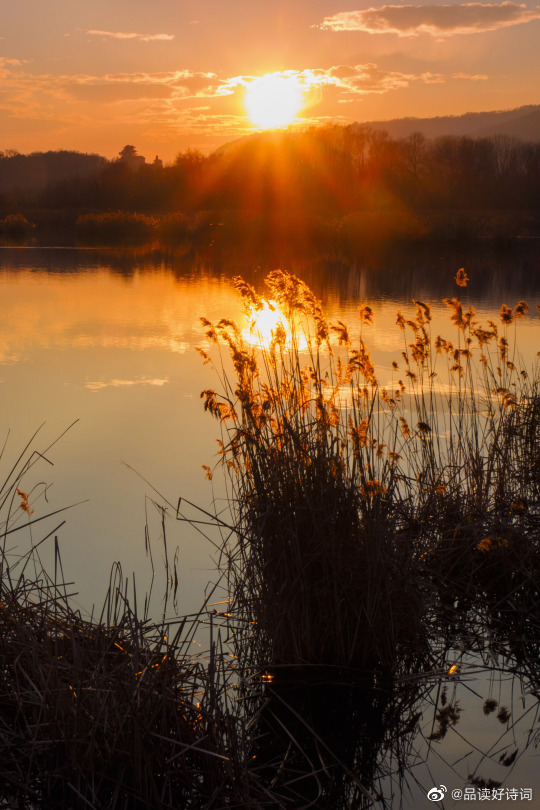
top-left (191, 268), bottom-right (540, 804)
top-left (0, 439), bottom-right (255, 809)
top-left (0, 213), bottom-right (33, 240)
top-left (200, 269), bottom-right (539, 675)
top-left (75, 211), bottom-right (157, 244)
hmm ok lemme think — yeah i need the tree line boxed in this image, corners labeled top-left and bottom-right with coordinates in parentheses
top-left (1, 126), bottom-right (540, 242)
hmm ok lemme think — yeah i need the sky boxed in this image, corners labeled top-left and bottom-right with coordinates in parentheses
top-left (1, 0), bottom-right (540, 161)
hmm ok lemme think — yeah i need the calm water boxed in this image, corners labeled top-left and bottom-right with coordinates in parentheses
top-left (1, 243), bottom-right (540, 804)
top-left (1, 243), bottom-right (539, 610)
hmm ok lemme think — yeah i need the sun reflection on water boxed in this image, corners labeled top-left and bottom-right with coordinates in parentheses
top-left (242, 299), bottom-right (309, 350)
top-left (243, 300), bottom-right (284, 347)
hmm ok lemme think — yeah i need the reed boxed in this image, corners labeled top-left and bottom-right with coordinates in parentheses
top-left (0, 268), bottom-right (538, 808)
top-left (199, 267), bottom-right (539, 683)
top-left (196, 268), bottom-right (540, 804)
top-left (0, 436), bottom-right (261, 810)
top-left (75, 211), bottom-right (157, 244)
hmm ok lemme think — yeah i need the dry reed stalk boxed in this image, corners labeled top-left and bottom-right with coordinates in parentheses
top-left (1, 267), bottom-right (538, 809)
top-left (200, 268), bottom-right (539, 679)
top-left (0, 435), bottom-right (268, 809)
top-left (196, 268), bottom-right (540, 805)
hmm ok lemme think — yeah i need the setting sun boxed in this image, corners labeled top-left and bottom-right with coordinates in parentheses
top-left (244, 74), bottom-right (304, 129)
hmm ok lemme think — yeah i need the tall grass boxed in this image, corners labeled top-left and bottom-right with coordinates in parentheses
top-left (198, 269), bottom-right (540, 802)
top-left (0, 434), bottom-right (261, 810)
top-left (0, 269), bottom-right (538, 808)
top-left (200, 270), bottom-right (538, 670)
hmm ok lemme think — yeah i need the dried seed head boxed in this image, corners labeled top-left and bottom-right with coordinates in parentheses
top-left (455, 268), bottom-right (469, 287)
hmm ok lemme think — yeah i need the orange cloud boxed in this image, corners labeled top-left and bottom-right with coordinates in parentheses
top-left (0, 57), bottom-right (23, 64)
top-left (318, 2), bottom-right (540, 37)
top-left (86, 30), bottom-right (175, 42)
top-left (225, 65), bottom-right (486, 98)
top-left (0, 62), bottom-right (222, 107)
top-left (0, 59), bottom-right (488, 147)
top-left (70, 83), bottom-right (173, 103)
top-left (86, 378), bottom-right (170, 391)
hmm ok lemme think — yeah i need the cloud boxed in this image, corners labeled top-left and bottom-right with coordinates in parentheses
top-left (86, 29), bottom-right (175, 42)
top-left (0, 59), bottom-right (251, 142)
top-left (70, 83), bottom-right (173, 103)
top-left (0, 59), bottom-right (487, 109)
top-left (314, 64), bottom-right (439, 94)
top-left (66, 70), bottom-right (223, 99)
top-left (0, 61), bottom-right (227, 130)
top-left (224, 65), bottom-right (486, 98)
top-left (317, 2), bottom-right (540, 37)
top-left (0, 59), bottom-right (487, 145)
top-left (0, 57), bottom-right (27, 67)
top-left (86, 377), bottom-right (169, 391)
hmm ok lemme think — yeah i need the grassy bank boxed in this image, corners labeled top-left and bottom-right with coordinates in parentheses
top-left (2, 206), bottom-right (540, 249)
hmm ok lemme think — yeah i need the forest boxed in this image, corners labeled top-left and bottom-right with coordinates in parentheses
top-left (1, 125), bottom-right (540, 244)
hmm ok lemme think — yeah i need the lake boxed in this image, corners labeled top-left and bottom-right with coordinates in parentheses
top-left (2, 241), bottom-right (539, 602)
top-left (1, 241), bottom-right (540, 805)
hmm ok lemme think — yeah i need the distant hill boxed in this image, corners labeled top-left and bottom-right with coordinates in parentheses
top-left (359, 104), bottom-right (540, 141)
top-left (212, 104), bottom-right (540, 161)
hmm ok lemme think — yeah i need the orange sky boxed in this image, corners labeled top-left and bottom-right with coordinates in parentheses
top-left (1, 0), bottom-right (540, 161)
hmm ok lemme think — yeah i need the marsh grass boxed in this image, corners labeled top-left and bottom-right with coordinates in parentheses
top-left (200, 270), bottom-right (539, 666)
top-left (197, 268), bottom-right (540, 804)
top-left (0, 436), bottom-right (263, 810)
top-left (0, 269), bottom-right (538, 809)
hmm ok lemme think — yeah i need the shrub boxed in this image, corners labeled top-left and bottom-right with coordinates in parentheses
top-left (158, 211), bottom-right (192, 243)
top-left (76, 211), bottom-right (157, 244)
top-left (0, 213), bottom-right (33, 238)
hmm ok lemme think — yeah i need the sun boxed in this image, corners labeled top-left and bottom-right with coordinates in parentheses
top-left (245, 74), bottom-right (304, 130)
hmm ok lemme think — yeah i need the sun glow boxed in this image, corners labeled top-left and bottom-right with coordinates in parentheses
top-left (243, 300), bottom-right (285, 346)
top-left (245, 74), bottom-right (304, 129)
top-left (243, 300), bottom-right (309, 351)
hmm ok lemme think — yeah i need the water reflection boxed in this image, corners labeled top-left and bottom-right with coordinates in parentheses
top-left (0, 245), bottom-right (538, 613)
top-left (0, 245), bottom-right (539, 807)
top-left (3, 239), bottom-right (540, 301)
top-left (241, 593), bottom-right (540, 807)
